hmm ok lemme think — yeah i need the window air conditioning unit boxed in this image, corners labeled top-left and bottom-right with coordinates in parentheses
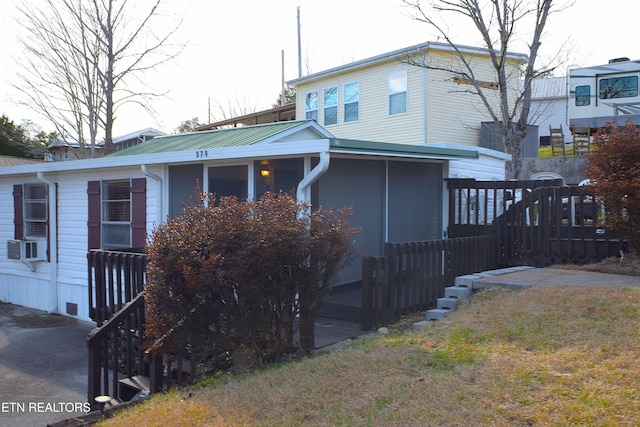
top-left (7, 239), bottom-right (46, 262)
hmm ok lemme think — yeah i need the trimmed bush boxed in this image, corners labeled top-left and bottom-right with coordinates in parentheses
top-left (144, 191), bottom-right (359, 372)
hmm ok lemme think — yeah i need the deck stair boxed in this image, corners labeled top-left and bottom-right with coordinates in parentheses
top-left (415, 266), bottom-right (535, 328)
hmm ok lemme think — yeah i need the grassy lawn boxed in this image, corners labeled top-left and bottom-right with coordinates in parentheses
top-left (100, 273), bottom-right (640, 426)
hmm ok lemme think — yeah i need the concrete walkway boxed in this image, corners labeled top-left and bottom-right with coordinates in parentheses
top-left (471, 267), bottom-right (640, 289)
top-left (0, 303), bottom-right (364, 426)
top-left (0, 303), bottom-right (93, 427)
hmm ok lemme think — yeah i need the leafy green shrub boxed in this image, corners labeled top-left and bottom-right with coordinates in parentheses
top-left (144, 191), bottom-right (359, 372)
top-left (585, 120), bottom-right (640, 252)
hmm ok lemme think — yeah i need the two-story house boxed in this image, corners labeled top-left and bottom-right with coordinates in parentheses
top-left (287, 41), bottom-right (523, 179)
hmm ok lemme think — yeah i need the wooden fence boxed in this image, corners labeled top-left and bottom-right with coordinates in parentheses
top-left (87, 250), bottom-right (147, 326)
top-left (87, 249), bottom-right (314, 406)
top-left (494, 184), bottom-right (627, 266)
top-left (87, 250), bottom-right (159, 407)
top-left (361, 235), bottom-right (498, 330)
top-left (447, 178), bottom-right (626, 266)
top-left (447, 178), bottom-right (564, 238)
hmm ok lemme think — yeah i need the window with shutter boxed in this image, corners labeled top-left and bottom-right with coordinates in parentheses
top-left (88, 178), bottom-right (146, 250)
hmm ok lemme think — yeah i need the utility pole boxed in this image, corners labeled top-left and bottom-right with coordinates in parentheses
top-left (297, 6), bottom-right (302, 78)
top-left (281, 50), bottom-right (286, 106)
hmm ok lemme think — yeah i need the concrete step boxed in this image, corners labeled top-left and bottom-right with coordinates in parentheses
top-left (426, 308), bottom-right (452, 321)
top-left (118, 375), bottom-right (150, 402)
top-left (444, 285), bottom-right (472, 299)
top-left (437, 297), bottom-right (459, 310)
top-left (412, 320), bottom-right (432, 330)
top-left (454, 274), bottom-right (482, 288)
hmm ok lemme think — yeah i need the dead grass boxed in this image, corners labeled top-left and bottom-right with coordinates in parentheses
top-left (551, 252), bottom-right (640, 277)
top-left (100, 281), bottom-right (640, 426)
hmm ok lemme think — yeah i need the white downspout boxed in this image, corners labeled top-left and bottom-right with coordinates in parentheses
top-left (296, 151), bottom-right (330, 217)
top-left (141, 164), bottom-right (163, 221)
top-left (37, 172), bottom-right (58, 314)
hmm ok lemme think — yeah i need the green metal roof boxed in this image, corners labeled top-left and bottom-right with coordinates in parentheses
top-left (329, 139), bottom-right (479, 159)
top-left (108, 120), bottom-right (313, 157)
top-left (107, 119), bottom-right (478, 161)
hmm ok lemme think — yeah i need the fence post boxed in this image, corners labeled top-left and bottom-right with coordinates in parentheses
top-left (87, 339), bottom-right (101, 409)
top-left (361, 256), bottom-right (374, 331)
top-left (299, 292), bottom-right (315, 351)
top-left (148, 353), bottom-right (164, 395)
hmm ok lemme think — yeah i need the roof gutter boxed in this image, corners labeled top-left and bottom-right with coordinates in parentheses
top-left (37, 172), bottom-right (58, 314)
top-left (296, 151), bottom-right (330, 217)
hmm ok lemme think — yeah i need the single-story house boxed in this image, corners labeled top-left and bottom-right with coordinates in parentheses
top-left (0, 120), bottom-right (506, 321)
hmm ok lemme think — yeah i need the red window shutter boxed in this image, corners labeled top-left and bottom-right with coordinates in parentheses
top-left (87, 181), bottom-right (101, 250)
top-left (13, 184), bottom-right (24, 240)
top-left (130, 178), bottom-right (146, 249)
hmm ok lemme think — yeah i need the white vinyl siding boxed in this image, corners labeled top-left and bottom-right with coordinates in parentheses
top-left (295, 63), bottom-right (425, 143)
top-left (293, 49), bottom-right (517, 149)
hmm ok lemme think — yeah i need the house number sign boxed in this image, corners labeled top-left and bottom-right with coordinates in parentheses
top-left (195, 150), bottom-right (209, 158)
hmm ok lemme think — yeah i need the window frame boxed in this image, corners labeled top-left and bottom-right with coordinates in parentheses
top-left (575, 85), bottom-right (591, 106)
top-left (101, 179), bottom-right (132, 250)
top-left (388, 69), bottom-right (408, 115)
top-left (305, 91), bottom-right (318, 121)
top-left (599, 75), bottom-right (639, 100)
top-left (323, 86), bottom-right (338, 126)
top-left (23, 183), bottom-right (48, 239)
top-left (343, 81), bottom-right (360, 123)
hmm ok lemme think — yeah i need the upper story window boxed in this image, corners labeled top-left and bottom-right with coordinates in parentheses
top-left (102, 180), bottom-right (131, 249)
top-left (599, 76), bottom-right (638, 99)
top-left (575, 85), bottom-right (590, 106)
top-left (344, 81), bottom-right (359, 122)
top-left (23, 184), bottom-right (48, 238)
top-left (323, 86), bottom-right (338, 126)
top-left (305, 91), bottom-right (318, 121)
top-left (389, 69), bottom-right (407, 115)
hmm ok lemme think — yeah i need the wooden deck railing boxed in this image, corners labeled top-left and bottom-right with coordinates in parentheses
top-left (87, 248), bottom-right (316, 406)
top-left (87, 250), bottom-right (157, 407)
top-left (494, 185), bottom-right (627, 266)
top-left (361, 235), bottom-right (498, 330)
top-left (447, 178), bottom-right (563, 238)
top-left (87, 293), bottom-right (163, 407)
top-left (88, 250), bottom-right (147, 326)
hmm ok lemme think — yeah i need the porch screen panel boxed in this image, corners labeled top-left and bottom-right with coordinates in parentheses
top-left (387, 161), bottom-right (443, 242)
top-left (316, 158), bottom-right (385, 284)
top-left (254, 158), bottom-right (303, 200)
top-left (208, 165), bottom-right (248, 204)
top-left (169, 164), bottom-right (203, 218)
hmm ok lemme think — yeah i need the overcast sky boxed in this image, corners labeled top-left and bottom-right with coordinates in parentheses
top-left (0, 0), bottom-right (635, 137)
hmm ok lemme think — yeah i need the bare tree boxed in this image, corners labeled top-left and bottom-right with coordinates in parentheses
top-left (403, 0), bottom-right (569, 178)
top-left (15, 0), bottom-right (182, 157)
top-left (210, 94), bottom-right (261, 123)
